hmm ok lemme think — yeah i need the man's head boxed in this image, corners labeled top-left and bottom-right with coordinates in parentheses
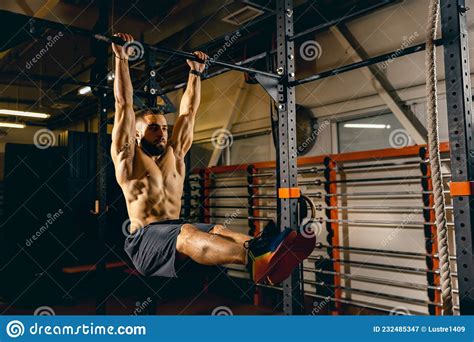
top-left (136, 109), bottom-right (168, 157)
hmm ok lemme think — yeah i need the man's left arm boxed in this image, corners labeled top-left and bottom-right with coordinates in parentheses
top-left (171, 51), bottom-right (208, 160)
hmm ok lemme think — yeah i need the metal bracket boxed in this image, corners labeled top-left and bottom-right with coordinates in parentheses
top-left (254, 74), bottom-right (280, 103)
top-left (144, 50), bottom-right (176, 113)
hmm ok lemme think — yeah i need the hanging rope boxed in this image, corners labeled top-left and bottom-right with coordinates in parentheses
top-left (425, 0), bottom-right (454, 315)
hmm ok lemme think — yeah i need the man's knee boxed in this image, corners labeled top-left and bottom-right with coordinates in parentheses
top-left (209, 224), bottom-right (225, 235)
top-left (176, 224), bottom-right (199, 254)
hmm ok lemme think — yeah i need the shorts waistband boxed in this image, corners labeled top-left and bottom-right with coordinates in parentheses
top-left (146, 219), bottom-right (185, 226)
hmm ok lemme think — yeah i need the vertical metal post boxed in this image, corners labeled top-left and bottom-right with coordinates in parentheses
top-left (247, 165), bottom-right (262, 306)
top-left (198, 169), bottom-right (211, 223)
top-left (145, 50), bottom-right (158, 108)
top-left (440, 0), bottom-right (474, 314)
top-left (323, 157), bottom-right (342, 314)
top-left (275, 0), bottom-right (303, 315)
top-left (91, 0), bottom-right (109, 316)
top-left (247, 165), bottom-right (258, 237)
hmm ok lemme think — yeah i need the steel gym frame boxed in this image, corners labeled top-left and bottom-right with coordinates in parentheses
top-left (4, 0), bottom-right (473, 315)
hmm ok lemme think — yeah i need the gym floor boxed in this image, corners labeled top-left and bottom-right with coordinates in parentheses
top-left (0, 0), bottom-right (473, 316)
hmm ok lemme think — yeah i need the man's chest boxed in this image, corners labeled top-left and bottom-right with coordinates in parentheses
top-left (134, 147), bottom-right (184, 189)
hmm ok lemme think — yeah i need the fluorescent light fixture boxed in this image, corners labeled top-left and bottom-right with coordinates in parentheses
top-left (0, 109), bottom-right (50, 119)
top-left (78, 86), bottom-right (92, 95)
top-left (344, 123), bottom-right (390, 129)
top-left (0, 122), bottom-right (25, 128)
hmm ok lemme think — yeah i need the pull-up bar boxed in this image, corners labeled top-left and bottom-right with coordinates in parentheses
top-left (0, 9), bottom-right (279, 79)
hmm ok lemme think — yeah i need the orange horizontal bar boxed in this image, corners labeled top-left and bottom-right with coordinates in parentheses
top-left (278, 188), bottom-right (300, 198)
top-left (450, 181), bottom-right (474, 196)
top-left (62, 261), bottom-right (126, 274)
top-left (192, 142), bottom-right (450, 174)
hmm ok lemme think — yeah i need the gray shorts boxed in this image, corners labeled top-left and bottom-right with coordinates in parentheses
top-left (124, 220), bottom-right (216, 278)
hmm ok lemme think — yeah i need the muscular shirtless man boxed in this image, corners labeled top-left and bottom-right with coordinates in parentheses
top-left (111, 33), bottom-right (314, 285)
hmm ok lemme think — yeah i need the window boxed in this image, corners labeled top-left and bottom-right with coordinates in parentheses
top-left (337, 113), bottom-right (412, 153)
top-left (229, 133), bottom-right (272, 165)
top-left (189, 131), bottom-right (272, 169)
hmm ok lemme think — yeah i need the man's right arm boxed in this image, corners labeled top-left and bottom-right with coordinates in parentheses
top-left (111, 33), bottom-right (135, 184)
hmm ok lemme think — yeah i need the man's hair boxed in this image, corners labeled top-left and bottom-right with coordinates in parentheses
top-left (135, 107), bottom-right (166, 117)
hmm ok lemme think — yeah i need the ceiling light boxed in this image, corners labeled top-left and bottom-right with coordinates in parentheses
top-left (0, 122), bottom-right (25, 128)
top-left (344, 123), bottom-right (389, 129)
top-left (0, 109), bottom-right (50, 119)
top-left (78, 86), bottom-right (92, 95)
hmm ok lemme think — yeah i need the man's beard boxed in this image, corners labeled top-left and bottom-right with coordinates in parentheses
top-left (140, 139), bottom-right (165, 156)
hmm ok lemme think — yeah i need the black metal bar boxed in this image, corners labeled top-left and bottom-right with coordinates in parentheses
top-left (325, 205), bottom-right (435, 211)
top-left (440, 0), bottom-right (474, 315)
top-left (307, 267), bottom-right (441, 291)
top-left (322, 218), bottom-right (434, 228)
top-left (7, 9), bottom-right (279, 79)
top-left (160, 51), bottom-right (272, 93)
top-left (291, 39), bottom-right (444, 86)
top-left (195, 175), bottom-right (423, 190)
top-left (326, 191), bottom-right (432, 197)
top-left (307, 293), bottom-right (427, 315)
top-left (315, 243), bottom-right (432, 259)
top-left (307, 280), bottom-right (441, 307)
top-left (310, 256), bottom-right (439, 275)
top-left (337, 160), bottom-right (422, 171)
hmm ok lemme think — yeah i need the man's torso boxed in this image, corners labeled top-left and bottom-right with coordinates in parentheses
top-left (119, 145), bottom-right (185, 232)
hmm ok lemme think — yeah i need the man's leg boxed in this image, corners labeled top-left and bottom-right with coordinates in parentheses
top-left (209, 224), bottom-right (251, 245)
top-left (176, 224), bottom-right (247, 265)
